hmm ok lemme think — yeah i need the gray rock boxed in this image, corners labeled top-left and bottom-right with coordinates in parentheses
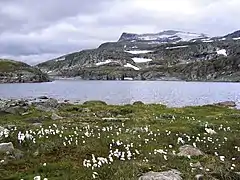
top-left (139, 169), bottom-right (182, 180)
top-left (0, 142), bottom-right (14, 153)
top-left (177, 145), bottom-right (204, 157)
top-left (32, 123), bottom-right (42, 127)
top-left (38, 96), bottom-right (49, 100)
top-left (0, 126), bottom-right (5, 139)
top-left (44, 98), bottom-right (59, 108)
top-left (35, 105), bottom-right (54, 112)
top-left (191, 162), bottom-right (202, 168)
top-left (51, 113), bottom-right (63, 120)
top-left (214, 101), bottom-right (236, 107)
top-left (13, 149), bottom-right (24, 159)
top-left (4, 106), bottom-right (21, 114)
top-left (34, 98), bottom-right (59, 112)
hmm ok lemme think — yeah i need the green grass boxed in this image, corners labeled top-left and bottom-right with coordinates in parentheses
top-left (0, 103), bottom-right (239, 179)
top-left (0, 59), bottom-right (31, 73)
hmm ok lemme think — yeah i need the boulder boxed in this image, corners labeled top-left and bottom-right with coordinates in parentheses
top-left (34, 98), bottom-right (59, 112)
top-left (38, 96), bottom-right (49, 100)
top-left (51, 113), bottom-right (63, 120)
top-left (177, 145), bottom-right (204, 157)
top-left (42, 98), bottom-right (58, 108)
top-left (0, 142), bottom-right (14, 153)
top-left (139, 169), bottom-right (182, 180)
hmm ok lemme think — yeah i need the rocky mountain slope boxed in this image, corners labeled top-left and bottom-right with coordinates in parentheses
top-left (0, 59), bottom-right (50, 83)
top-left (37, 30), bottom-right (240, 82)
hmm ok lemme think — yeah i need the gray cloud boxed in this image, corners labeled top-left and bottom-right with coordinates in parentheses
top-left (0, 0), bottom-right (240, 64)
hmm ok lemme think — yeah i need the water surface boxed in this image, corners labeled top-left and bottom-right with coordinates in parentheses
top-left (0, 80), bottom-right (239, 107)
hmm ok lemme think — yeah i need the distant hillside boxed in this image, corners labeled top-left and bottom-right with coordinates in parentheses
top-left (36, 29), bottom-right (240, 82)
top-left (0, 59), bottom-right (50, 83)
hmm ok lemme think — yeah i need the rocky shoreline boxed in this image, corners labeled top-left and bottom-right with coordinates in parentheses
top-left (0, 59), bottom-right (51, 84)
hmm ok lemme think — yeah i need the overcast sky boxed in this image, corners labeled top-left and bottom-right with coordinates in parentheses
top-left (0, 0), bottom-right (239, 64)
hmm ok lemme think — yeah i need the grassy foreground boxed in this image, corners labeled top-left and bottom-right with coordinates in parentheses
top-left (0, 101), bottom-right (240, 180)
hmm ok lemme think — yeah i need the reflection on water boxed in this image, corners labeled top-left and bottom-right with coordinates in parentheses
top-left (0, 80), bottom-right (239, 107)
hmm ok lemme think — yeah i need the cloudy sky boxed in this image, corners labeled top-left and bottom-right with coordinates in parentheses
top-left (0, 0), bottom-right (239, 64)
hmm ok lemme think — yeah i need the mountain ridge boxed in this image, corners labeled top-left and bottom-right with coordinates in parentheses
top-left (36, 29), bottom-right (240, 82)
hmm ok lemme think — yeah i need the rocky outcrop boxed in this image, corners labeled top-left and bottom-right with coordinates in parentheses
top-left (0, 59), bottom-right (50, 83)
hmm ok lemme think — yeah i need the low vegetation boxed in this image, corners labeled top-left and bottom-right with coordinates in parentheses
top-left (0, 101), bottom-right (239, 179)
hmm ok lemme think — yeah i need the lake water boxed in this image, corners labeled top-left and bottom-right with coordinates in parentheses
top-left (0, 80), bottom-right (240, 107)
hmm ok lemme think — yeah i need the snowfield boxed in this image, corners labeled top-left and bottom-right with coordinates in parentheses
top-left (202, 40), bottom-right (214, 43)
top-left (132, 57), bottom-right (152, 63)
top-left (55, 57), bottom-right (65, 62)
top-left (166, 45), bottom-right (189, 50)
top-left (124, 77), bottom-right (133, 80)
top-left (136, 31), bottom-right (206, 42)
top-left (96, 60), bottom-right (112, 66)
top-left (125, 50), bottom-right (153, 54)
top-left (217, 49), bottom-right (227, 56)
top-left (124, 63), bottom-right (140, 70)
top-left (233, 37), bottom-right (240, 40)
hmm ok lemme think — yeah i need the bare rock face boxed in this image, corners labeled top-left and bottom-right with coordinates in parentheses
top-left (0, 59), bottom-right (50, 83)
top-left (139, 169), bottom-right (182, 180)
top-left (0, 142), bottom-right (14, 153)
top-left (177, 145), bottom-right (204, 157)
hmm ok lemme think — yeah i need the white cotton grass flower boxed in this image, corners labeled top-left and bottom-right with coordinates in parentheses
top-left (177, 137), bottom-right (185, 144)
top-left (92, 172), bottom-right (98, 179)
top-left (33, 176), bottom-right (41, 180)
top-left (220, 156), bottom-right (225, 162)
top-left (205, 128), bottom-right (217, 135)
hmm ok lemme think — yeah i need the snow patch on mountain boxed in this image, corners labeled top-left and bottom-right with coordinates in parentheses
top-left (233, 37), bottom-right (240, 40)
top-left (55, 57), bottom-right (65, 62)
top-left (175, 32), bottom-right (205, 41)
top-left (125, 50), bottom-right (153, 54)
top-left (166, 45), bottom-right (189, 50)
top-left (119, 30), bottom-right (208, 43)
top-left (202, 39), bottom-right (214, 43)
top-left (124, 63), bottom-right (140, 70)
top-left (96, 60), bottom-right (112, 66)
top-left (124, 77), bottom-right (133, 80)
top-left (217, 49), bottom-right (227, 56)
top-left (132, 57), bottom-right (152, 63)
